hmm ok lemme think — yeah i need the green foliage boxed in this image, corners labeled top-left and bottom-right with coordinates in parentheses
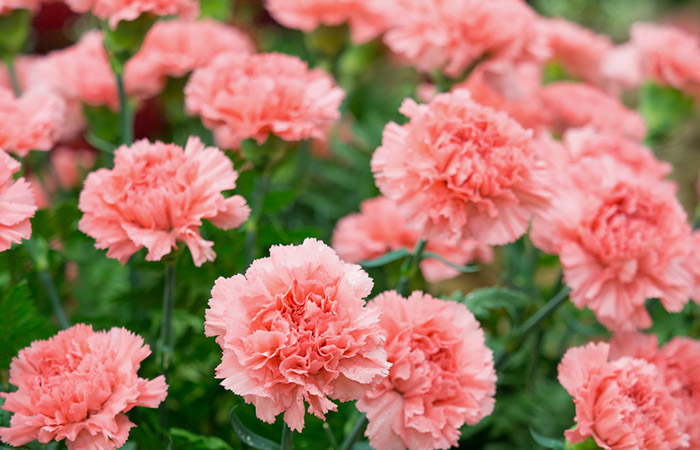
top-left (639, 82), bottom-right (696, 142)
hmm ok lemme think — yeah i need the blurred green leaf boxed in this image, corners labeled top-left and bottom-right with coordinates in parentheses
top-left (639, 82), bottom-right (695, 142)
top-left (230, 407), bottom-right (281, 450)
top-left (170, 428), bottom-right (234, 450)
top-left (461, 286), bottom-right (532, 321)
top-left (530, 427), bottom-right (564, 449)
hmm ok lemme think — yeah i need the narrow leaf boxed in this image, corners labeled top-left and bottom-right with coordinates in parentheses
top-left (359, 249), bottom-right (410, 268)
top-left (530, 427), bottom-right (564, 449)
top-left (229, 407), bottom-right (281, 450)
top-left (422, 252), bottom-right (480, 273)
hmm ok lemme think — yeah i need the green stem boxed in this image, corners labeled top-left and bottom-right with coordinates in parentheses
top-left (339, 415), bottom-right (367, 450)
top-left (115, 72), bottom-right (133, 145)
top-left (323, 422), bottom-right (338, 450)
top-left (281, 423), bottom-right (293, 450)
top-left (245, 174), bottom-right (270, 265)
top-left (37, 270), bottom-right (70, 330)
top-left (396, 239), bottom-right (427, 296)
top-left (5, 56), bottom-right (21, 97)
top-left (159, 263), bottom-right (176, 431)
top-left (495, 286), bottom-right (571, 369)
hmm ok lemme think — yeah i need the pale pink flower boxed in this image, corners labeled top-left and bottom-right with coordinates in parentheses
top-left (558, 342), bottom-right (687, 450)
top-left (265, 0), bottom-right (389, 44)
top-left (0, 86), bottom-right (65, 157)
top-left (185, 52), bottom-right (345, 149)
top-left (686, 231), bottom-right (700, 305)
top-left (27, 174), bottom-right (50, 209)
top-left (600, 43), bottom-right (644, 91)
top-left (371, 90), bottom-right (550, 246)
top-left (0, 0), bottom-right (41, 14)
top-left (125, 19), bottom-right (255, 98)
top-left (458, 62), bottom-right (553, 131)
top-left (631, 22), bottom-right (700, 96)
top-left (51, 145), bottom-right (97, 189)
top-left (65, 0), bottom-right (198, 29)
top-left (381, 0), bottom-right (544, 76)
top-left (358, 291), bottom-right (496, 450)
top-left (332, 196), bottom-right (493, 282)
top-left (610, 332), bottom-right (700, 448)
top-left (540, 82), bottom-right (647, 141)
top-left (204, 238), bottom-right (390, 431)
top-left (0, 150), bottom-right (36, 251)
top-left (0, 324), bottom-right (167, 449)
top-left (78, 137), bottom-right (250, 266)
top-left (539, 17), bottom-right (613, 84)
top-left (536, 157), bottom-right (691, 330)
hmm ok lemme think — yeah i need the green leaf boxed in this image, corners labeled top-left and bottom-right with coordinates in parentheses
top-left (461, 286), bottom-right (532, 321)
top-left (639, 82), bottom-right (695, 142)
top-left (359, 249), bottom-right (410, 268)
top-left (530, 427), bottom-right (564, 449)
top-left (169, 428), bottom-right (234, 450)
top-left (0, 9), bottom-right (31, 57)
top-left (263, 190), bottom-right (297, 214)
top-left (422, 252), bottom-right (479, 274)
top-left (230, 407), bottom-right (281, 450)
top-left (564, 437), bottom-right (601, 450)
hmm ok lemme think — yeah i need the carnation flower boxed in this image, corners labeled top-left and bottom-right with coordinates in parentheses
top-left (332, 196), bottom-right (493, 283)
top-left (357, 291), bottom-right (496, 450)
top-left (265, 0), bottom-right (389, 44)
top-left (51, 145), bottom-right (97, 189)
top-left (630, 22), bottom-right (700, 96)
top-left (65, 0), bottom-right (198, 29)
top-left (540, 82), bottom-right (647, 141)
top-left (381, 0), bottom-right (544, 76)
top-left (600, 43), bottom-right (644, 92)
top-left (0, 150), bottom-right (36, 251)
top-left (539, 17), bottom-right (613, 84)
top-left (558, 342), bottom-right (687, 450)
top-left (204, 238), bottom-right (389, 431)
top-left (0, 324), bottom-right (167, 449)
top-left (0, 0), bottom-right (41, 14)
top-left (458, 62), bottom-right (553, 131)
top-left (78, 136), bottom-right (250, 266)
top-left (686, 231), bottom-right (700, 305)
top-left (185, 52), bottom-right (345, 149)
top-left (125, 19), bottom-right (255, 98)
top-left (0, 86), bottom-right (65, 157)
top-left (371, 89), bottom-right (550, 246)
top-left (536, 157), bottom-right (691, 330)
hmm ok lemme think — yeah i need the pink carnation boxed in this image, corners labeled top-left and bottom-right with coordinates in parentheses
top-left (78, 136), bottom-right (250, 266)
top-left (686, 231), bottom-right (700, 305)
top-left (51, 145), bottom-right (97, 189)
top-left (539, 17), bottom-right (613, 84)
top-left (540, 82), bottom-right (647, 141)
top-left (0, 324), bottom-right (167, 449)
top-left (538, 158), bottom-right (691, 330)
top-left (65, 0), bottom-right (197, 29)
top-left (357, 291), bottom-right (496, 450)
top-left (630, 22), bottom-right (700, 96)
top-left (610, 332), bottom-right (700, 448)
top-left (265, 0), bottom-right (389, 44)
top-left (600, 43), bottom-right (644, 92)
top-left (204, 238), bottom-right (390, 431)
top-left (0, 150), bottom-right (36, 251)
top-left (558, 342), bottom-right (687, 450)
top-left (381, 0), bottom-right (544, 76)
top-left (371, 90), bottom-right (550, 246)
top-left (125, 19), bottom-right (255, 98)
top-left (185, 52), bottom-right (345, 149)
top-left (0, 86), bottom-right (65, 157)
top-left (0, 0), bottom-right (41, 14)
top-left (332, 196), bottom-right (493, 283)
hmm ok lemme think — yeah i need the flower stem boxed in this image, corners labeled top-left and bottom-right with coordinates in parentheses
top-left (396, 239), bottom-right (427, 296)
top-left (245, 173), bottom-right (270, 266)
top-left (37, 269), bottom-right (70, 330)
top-left (339, 414), bottom-right (367, 450)
top-left (281, 423), bottom-right (293, 450)
top-left (115, 72), bottom-right (133, 145)
top-left (159, 263), bottom-right (176, 431)
top-left (5, 56), bottom-right (21, 97)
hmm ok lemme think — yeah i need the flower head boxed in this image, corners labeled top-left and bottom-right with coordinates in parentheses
top-left (125, 19), bottom-right (255, 98)
top-left (559, 342), bottom-right (688, 450)
top-left (358, 291), bottom-right (496, 450)
top-left (332, 196), bottom-right (492, 282)
top-left (0, 324), bottom-right (167, 450)
top-left (185, 52), bottom-right (345, 149)
top-left (0, 150), bottom-right (36, 251)
top-left (65, 0), bottom-right (198, 29)
top-left (0, 0), bottom-right (41, 14)
top-left (78, 136), bottom-right (250, 266)
top-left (0, 86), bottom-right (65, 157)
top-left (204, 238), bottom-right (390, 431)
top-left (371, 89), bottom-right (550, 246)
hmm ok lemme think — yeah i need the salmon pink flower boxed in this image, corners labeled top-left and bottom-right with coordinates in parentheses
top-left (204, 239), bottom-right (390, 431)
top-left (0, 324), bottom-right (167, 450)
top-left (371, 89), bottom-right (550, 246)
top-left (125, 19), bottom-right (255, 98)
top-left (332, 196), bottom-right (493, 282)
top-left (358, 291), bottom-right (496, 450)
top-left (265, 0), bottom-right (389, 44)
top-left (0, 150), bottom-right (36, 251)
top-left (51, 145), bottom-right (97, 190)
top-left (0, 86), bottom-right (65, 157)
top-left (558, 342), bottom-right (687, 450)
top-left (65, 0), bottom-right (198, 29)
top-left (687, 231), bottom-right (700, 305)
top-left (0, 0), bottom-right (41, 14)
top-left (78, 136), bottom-right (250, 266)
top-left (185, 52), bottom-right (345, 149)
